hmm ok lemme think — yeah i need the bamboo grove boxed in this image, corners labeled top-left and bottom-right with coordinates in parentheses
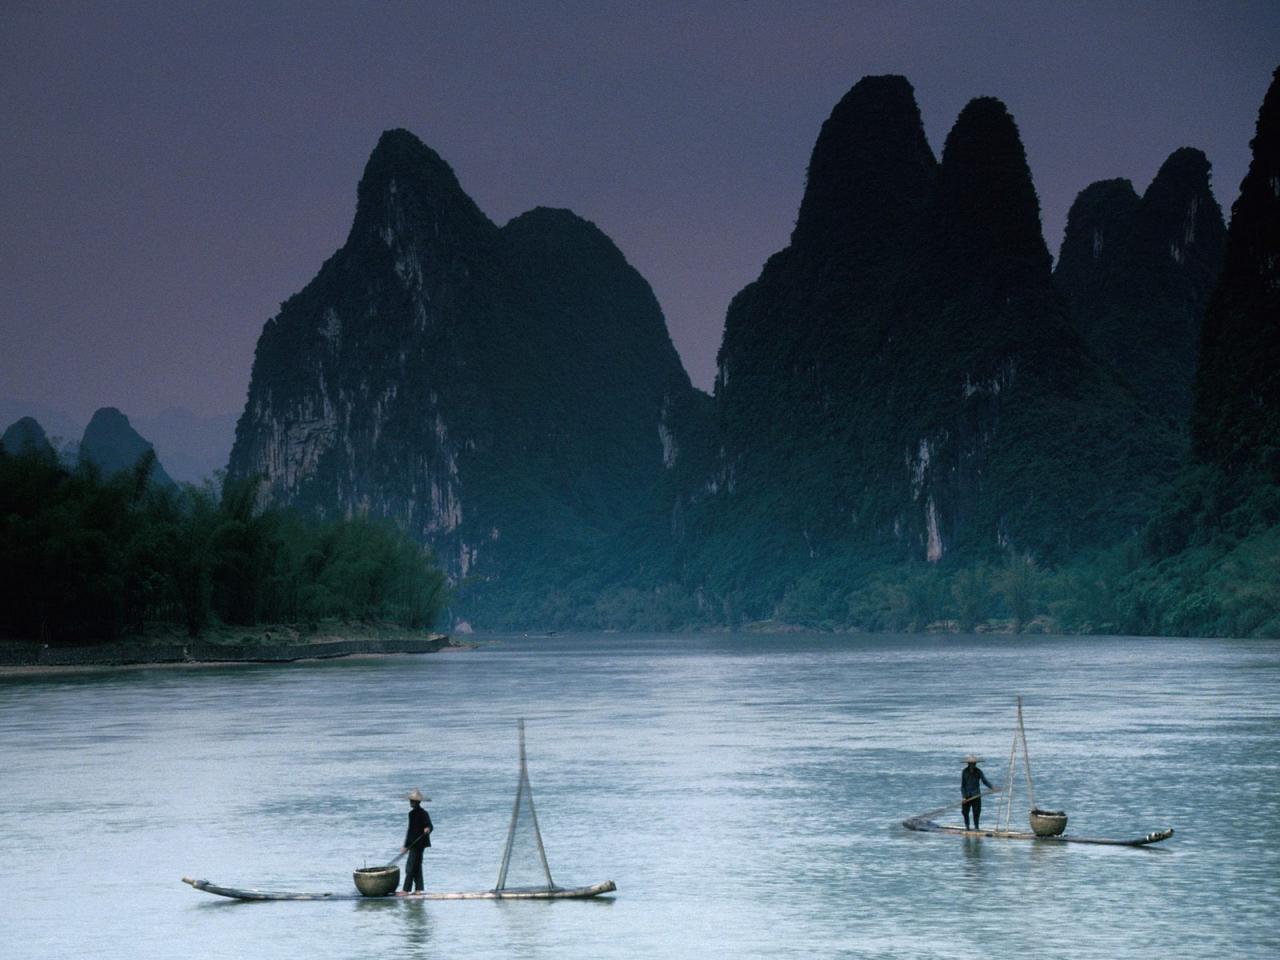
top-left (0, 447), bottom-right (449, 644)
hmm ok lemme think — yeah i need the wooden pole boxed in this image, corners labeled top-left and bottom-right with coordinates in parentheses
top-left (1016, 696), bottom-right (1036, 811)
top-left (496, 719), bottom-right (555, 891)
top-left (519, 721), bottom-right (555, 885)
top-left (384, 829), bottom-right (427, 869)
top-left (910, 786), bottom-right (1003, 822)
top-left (496, 720), bottom-right (525, 890)
top-left (1001, 723), bottom-right (1019, 831)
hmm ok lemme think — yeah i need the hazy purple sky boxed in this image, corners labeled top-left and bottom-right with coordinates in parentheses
top-left (3, 2), bottom-right (1278, 422)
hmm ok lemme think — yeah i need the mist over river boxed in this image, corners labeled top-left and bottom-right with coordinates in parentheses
top-left (2, 633), bottom-right (1277, 958)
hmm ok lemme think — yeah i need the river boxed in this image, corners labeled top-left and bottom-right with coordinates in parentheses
top-left (2, 633), bottom-right (1277, 958)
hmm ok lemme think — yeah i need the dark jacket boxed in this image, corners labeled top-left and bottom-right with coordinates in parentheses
top-left (404, 805), bottom-right (433, 849)
top-left (961, 764), bottom-right (993, 799)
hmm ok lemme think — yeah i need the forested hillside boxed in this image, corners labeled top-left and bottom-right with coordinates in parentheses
top-left (1117, 65), bottom-right (1280, 638)
top-left (228, 130), bottom-right (700, 628)
top-left (679, 78), bottom-right (1186, 626)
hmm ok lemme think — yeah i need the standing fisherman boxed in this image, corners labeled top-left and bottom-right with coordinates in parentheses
top-left (961, 755), bottom-right (995, 830)
top-left (398, 789), bottom-right (433, 895)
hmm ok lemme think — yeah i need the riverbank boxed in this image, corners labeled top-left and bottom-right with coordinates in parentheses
top-left (0, 621), bottom-right (465, 673)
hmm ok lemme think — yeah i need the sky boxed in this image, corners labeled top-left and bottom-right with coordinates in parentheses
top-left (2, 1), bottom-right (1278, 423)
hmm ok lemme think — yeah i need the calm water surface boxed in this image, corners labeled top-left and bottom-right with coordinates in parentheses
top-left (2, 633), bottom-right (1278, 958)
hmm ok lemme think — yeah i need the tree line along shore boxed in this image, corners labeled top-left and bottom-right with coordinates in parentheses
top-left (0, 446), bottom-right (450, 649)
top-left (3, 440), bottom-right (1278, 645)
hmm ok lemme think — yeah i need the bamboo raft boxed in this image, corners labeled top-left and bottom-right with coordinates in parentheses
top-left (182, 876), bottom-right (617, 901)
top-left (901, 818), bottom-right (1174, 847)
top-left (183, 720), bottom-right (616, 903)
top-left (903, 697), bottom-right (1174, 848)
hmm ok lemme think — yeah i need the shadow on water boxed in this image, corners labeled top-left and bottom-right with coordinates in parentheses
top-left (194, 899), bottom-right (256, 911)
top-left (489, 895), bottom-right (616, 912)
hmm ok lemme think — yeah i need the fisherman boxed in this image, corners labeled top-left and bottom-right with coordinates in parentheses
top-left (961, 755), bottom-right (995, 830)
top-left (399, 789), bottom-right (433, 895)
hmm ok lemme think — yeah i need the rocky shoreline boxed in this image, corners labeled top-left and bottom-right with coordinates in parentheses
top-left (0, 629), bottom-right (460, 672)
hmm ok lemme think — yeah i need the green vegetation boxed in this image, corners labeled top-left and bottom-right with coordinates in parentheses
top-left (0, 446), bottom-right (448, 645)
top-left (1124, 465), bottom-right (1280, 638)
top-left (747, 491), bottom-right (1280, 638)
top-left (447, 460), bottom-right (1280, 635)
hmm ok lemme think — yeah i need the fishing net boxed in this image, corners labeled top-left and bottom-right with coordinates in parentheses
top-left (495, 720), bottom-right (555, 892)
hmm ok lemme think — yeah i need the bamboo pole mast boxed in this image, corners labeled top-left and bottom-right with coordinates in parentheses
top-left (1000, 720), bottom-right (1020, 831)
top-left (496, 723), bottom-right (524, 890)
top-left (1016, 696), bottom-right (1036, 812)
top-left (521, 720), bottom-right (554, 889)
top-left (495, 719), bottom-right (555, 891)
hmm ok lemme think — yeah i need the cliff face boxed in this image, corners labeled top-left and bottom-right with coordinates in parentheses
top-left (692, 76), bottom-right (937, 608)
top-left (229, 130), bottom-right (695, 597)
top-left (688, 78), bottom-right (1183, 614)
top-left (1193, 67), bottom-right (1280, 474)
top-left (225, 77), bottom-right (1264, 629)
top-left (1056, 150), bottom-right (1226, 420)
top-left (1124, 67), bottom-right (1280, 640)
top-left (500, 205), bottom-right (697, 494)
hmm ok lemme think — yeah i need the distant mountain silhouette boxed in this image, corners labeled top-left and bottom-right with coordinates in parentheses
top-left (1055, 149), bottom-right (1225, 421)
top-left (0, 398), bottom-right (80, 447)
top-left (79, 407), bottom-right (175, 487)
top-left (1, 416), bottom-right (56, 457)
top-left (0, 400), bottom-right (233, 483)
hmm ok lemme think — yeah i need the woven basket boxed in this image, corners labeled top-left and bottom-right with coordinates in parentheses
top-left (1030, 808), bottom-right (1068, 837)
top-left (353, 866), bottom-right (400, 896)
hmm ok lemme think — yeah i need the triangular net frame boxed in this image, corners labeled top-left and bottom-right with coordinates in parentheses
top-left (495, 719), bottom-right (555, 892)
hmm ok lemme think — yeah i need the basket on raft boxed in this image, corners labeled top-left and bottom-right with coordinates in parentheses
top-left (353, 866), bottom-right (400, 896)
top-left (1029, 808), bottom-right (1068, 837)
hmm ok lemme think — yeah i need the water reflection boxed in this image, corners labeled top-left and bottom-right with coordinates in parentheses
top-left (399, 900), bottom-right (432, 951)
top-left (493, 897), bottom-right (558, 955)
top-left (958, 834), bottom-right (990, 896)
top-left (1028, 840), bottom-right (1062, 866)
top-left (960, 835), bottom-right (986, 863)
